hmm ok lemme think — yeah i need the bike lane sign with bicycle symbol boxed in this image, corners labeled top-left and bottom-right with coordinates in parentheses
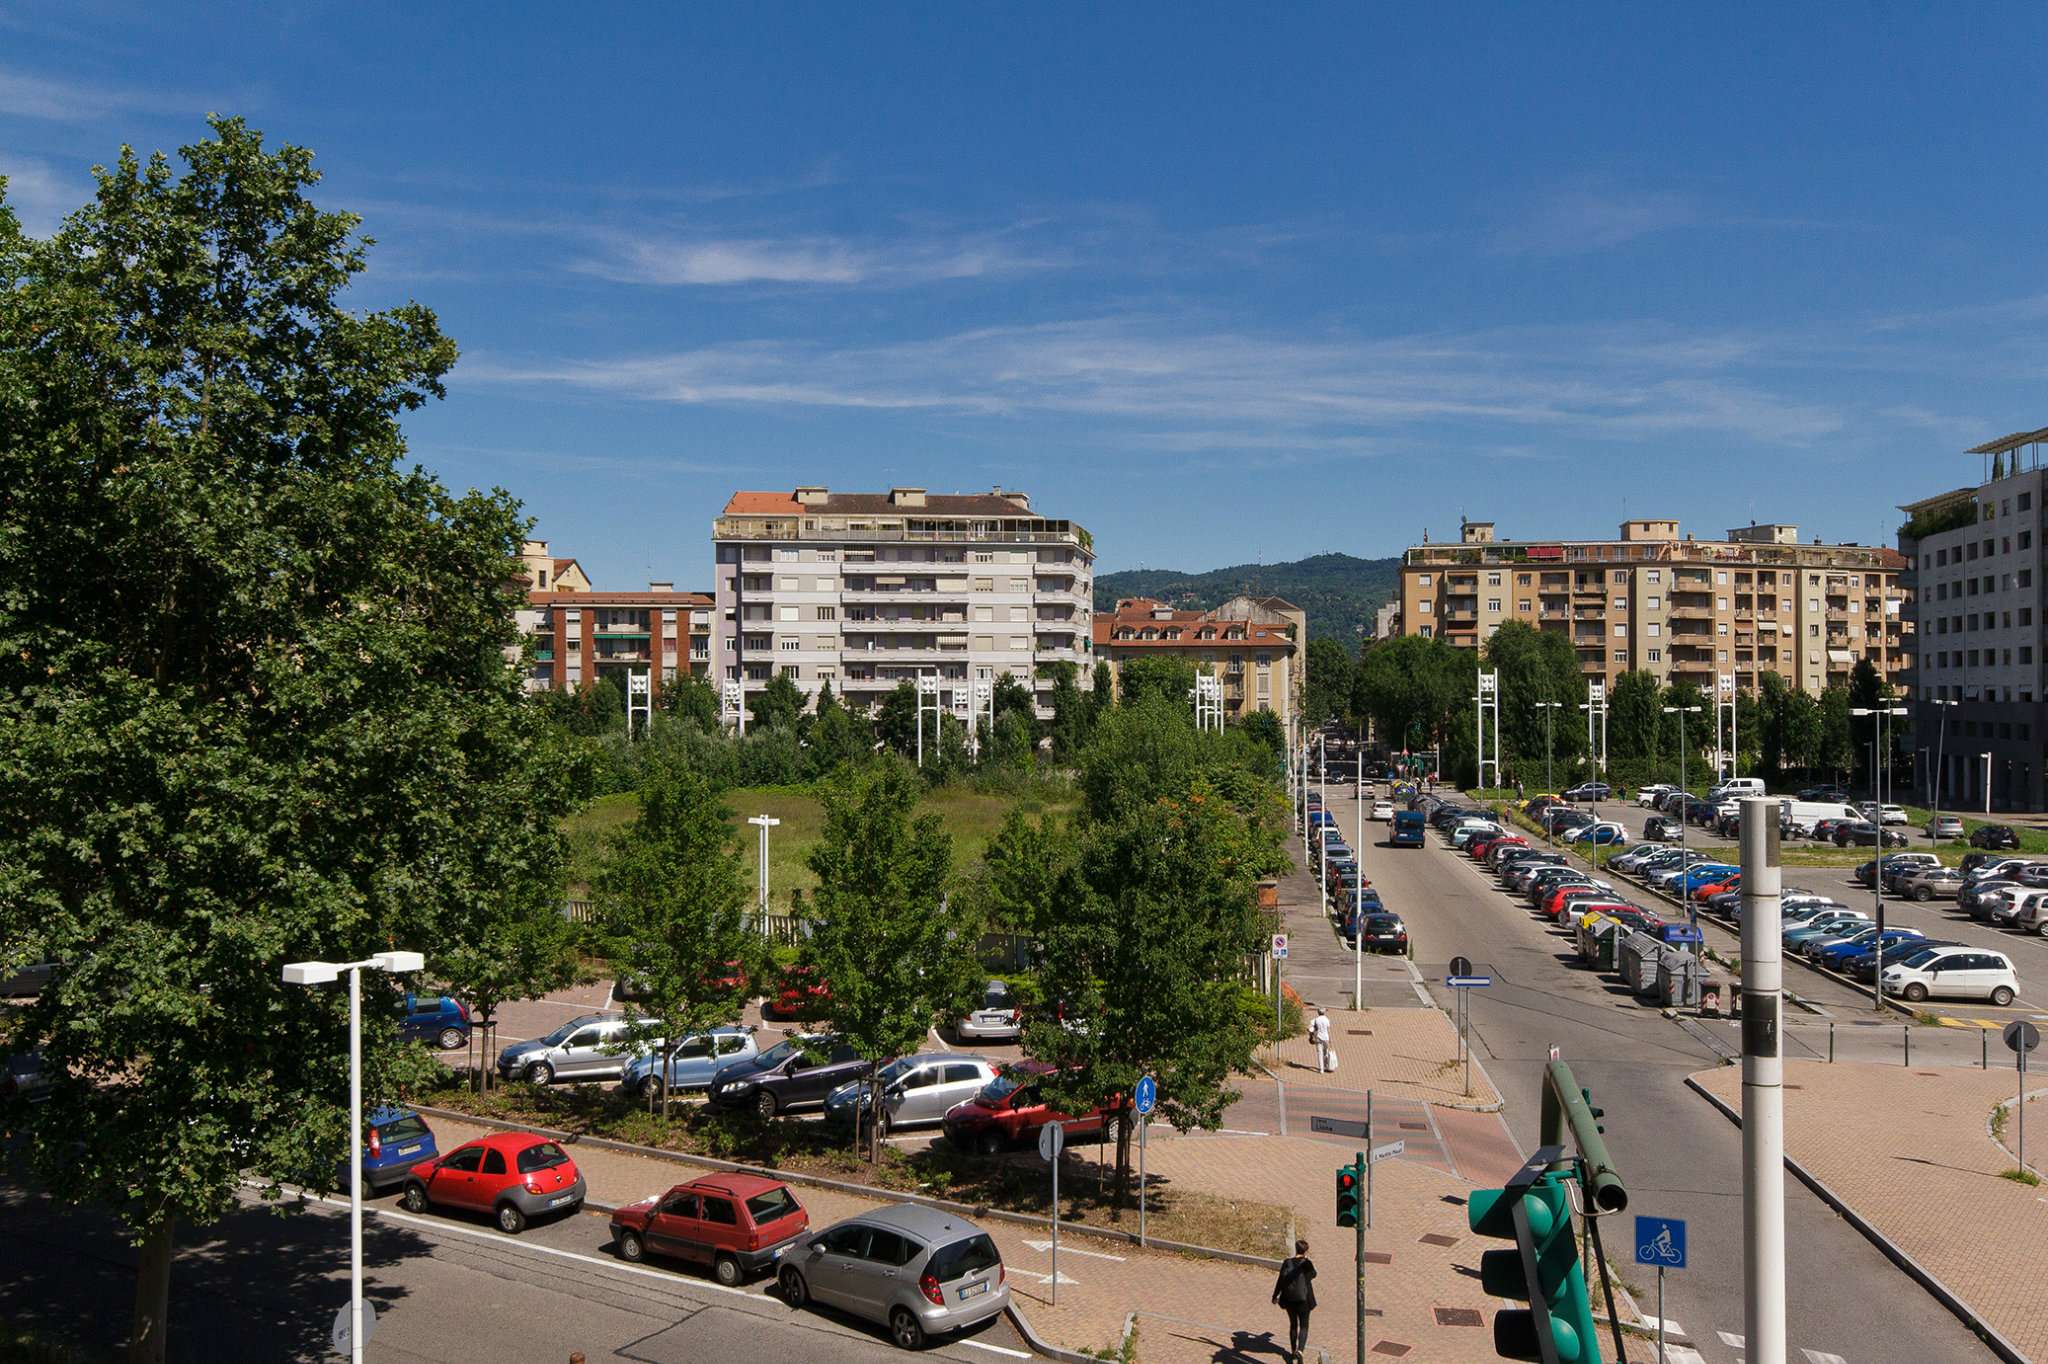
top-left (1634, 1215), bottom-right (1687, 1270)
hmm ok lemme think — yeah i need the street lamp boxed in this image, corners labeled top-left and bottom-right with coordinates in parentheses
top-left (747, 814), bottom-right (781, 925)
top-left (1925, 698), bottom-right (1958, 820)
top-left (1664, 705), bottom-right (1703, 929)
top-left (1533, 701), bottom-right (1563, 794)
top-left (282, 949), bottom-right (426, 1364)
top-left (1852, 705), bottom-right (1907, 1011)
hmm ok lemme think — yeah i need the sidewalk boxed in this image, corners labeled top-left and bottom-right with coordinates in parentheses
top-left (1692, 1059), bottom-right (2048, 1361)
top-left (1262, 1007), bottom-right (1504, 1110)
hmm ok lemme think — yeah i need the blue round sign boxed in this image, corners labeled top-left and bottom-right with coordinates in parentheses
top-left (1134, 1075), bottom-right (1158, 1116)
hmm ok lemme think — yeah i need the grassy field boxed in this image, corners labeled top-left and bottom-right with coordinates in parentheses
top-left (564, 782), bottom-right (1079, 899)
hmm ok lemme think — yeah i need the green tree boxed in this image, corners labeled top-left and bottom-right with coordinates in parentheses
top-left (540, 675), bottom-right (626, 736)
top-left (985, 708), bottom-right (1036, 771)
top-left (594, 759), bottom-right (757, 1118)
top-left (1817, 684), bottom-right (1855, 778)
top-left (747, 671), bottom-right (805, 732)
top-left (993, 672), bottom-right (1035, 723)
top-left (1482, 621), bottom-right (1583, 777)
top-left (657, 670), bottom-right (720, 731)
top-left (804, 763), bottom-right (981, 1158)
top-left (0, 120), bottom-right (577, 1362)
top-left (1238, 708), bottom-right (1284, 758)
top-left (1354, 635), bottom-right (1477, 778)
top-left (1044, 661), bottom-right (1090, 761)
top-left (1116, 653), bottom-right (1198, 709)
top-left (1090, 660), bottom-right (1115, 722)
top-left (1607, 670), bottom-right (1663, 764)
top-left (806, 699), bottom-right (873, 775)
top-left (875, 680), bottom-right (920, 757)
top-left (1303, 636), bottom-right (1356, 727)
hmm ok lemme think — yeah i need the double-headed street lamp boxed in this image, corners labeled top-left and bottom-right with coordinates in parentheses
top-left (1851, 705), bottom-right (1908, 1010)
top-left (282, 949), bottom-right (427, 1364)
top-left (1533, 700), bottom-right (1563, 794)
top-left (1664, 704), bottom-right (1703, 928)
top-left (748, 813), bottom-right (781, 924)
top-left (1924, 698), bottom-right (1958, 818)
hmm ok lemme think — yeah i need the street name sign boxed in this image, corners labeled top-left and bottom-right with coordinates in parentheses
top-left (1309, 1114), bottom-right (1370, 1139)
top-left (1369, 1140), bottom-right (1405, 1163)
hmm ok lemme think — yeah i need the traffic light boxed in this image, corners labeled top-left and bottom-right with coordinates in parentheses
top-left (1335, 1163), bottom-right (1361, 1228)
top-left (1468, 1171), bottom-right (1601, 1363)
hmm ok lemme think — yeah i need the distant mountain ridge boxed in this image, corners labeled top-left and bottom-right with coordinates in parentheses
top-left (1094, 551), bottom-right (1400, 642)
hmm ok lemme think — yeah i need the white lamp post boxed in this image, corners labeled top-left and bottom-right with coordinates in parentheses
top-left (282, 949), bottom-right (426, 1364)
top-left (1665, 705), bottom-right (1703, 928)
top-left (1925, 698), bottom-right (1957, 816)
top-left (748, 814), bottom-right (781, 924)
top-left (1852, 705), bottom-right (1908, 1009)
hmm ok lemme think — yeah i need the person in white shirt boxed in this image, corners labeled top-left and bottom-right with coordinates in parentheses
top-left (1309, 1006), bottom-right (1334, 1073)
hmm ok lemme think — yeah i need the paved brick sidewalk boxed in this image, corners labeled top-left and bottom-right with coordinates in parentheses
top-left (1694, 1060), bottom-right (2048, 1361)
top-left (1261, 1007), bottom-right (1503, 1109)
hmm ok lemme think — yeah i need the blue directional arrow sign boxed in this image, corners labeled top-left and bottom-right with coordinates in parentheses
top-left (1444, 974), bottom-right (1493, 988)
top-left (1134, 1074), bottom-right (1158, 1117)
top-left (1634, 1215), bottom-right (1687, 1270)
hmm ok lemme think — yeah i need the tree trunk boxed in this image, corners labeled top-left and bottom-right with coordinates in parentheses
top-left (1113, 1110), bottom-right (1134, 1215)
top-left (867, 1075), bottom-right (884, 1163)
top-left (129, 1215), bottom-right (173, 1364)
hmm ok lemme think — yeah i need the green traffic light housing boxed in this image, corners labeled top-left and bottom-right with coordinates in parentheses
top-left (1335, 1163), bottom-right (1361, 1229)
top-left (1467, 1150), bottom-right (1603, 1363)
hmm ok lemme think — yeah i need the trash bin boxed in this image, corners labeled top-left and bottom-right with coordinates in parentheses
top-left (1700, 977), bottom-right (1724, 1015)
top-left (1657, 949), bottom-right (1702, 1008)
top-left (1618, 931), bottom-right (1664, 996)
top-left (1659, 923), bottom-right (1705, 951)
top-left (1584, 917), bottom-right (1625, 971)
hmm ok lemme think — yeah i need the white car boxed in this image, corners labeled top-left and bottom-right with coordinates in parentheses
top-left (1881, 946), bottom-right (2018, 1006)
top-left (1372, 800), bottom-right (1395, 821)
top-left (1636, 785), bottom-right (1675, 809)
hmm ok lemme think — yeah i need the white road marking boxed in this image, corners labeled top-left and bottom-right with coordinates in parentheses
top-left (1215, 1127), bottom-right (1271, 1137)
top-left (1719, 1330), bottom-right (1745, 1348)
top-left (962, 1342), bottom-right (1031, 1359)
top-left (1803, 1351), bottom-right (1849, 1364)
top-left (601, 983), bottom-right (615, 1011)
top-left (1020, 1238), bottom-right (1123, 1261)
top-left (1665, 1348), bottom-right (1707, 1364)
top-left (1023, 1270), bottom-right (1081, 1286)
top-left (1639, 1314), bottom-right (1684, 1336)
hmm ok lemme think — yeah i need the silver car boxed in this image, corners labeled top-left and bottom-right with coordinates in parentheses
top-left (955, 980), bottom-right (1021, 1042)
top-left (779, 1205), bottom-right (1009, 1350)
top-left (621, 1026), bottom-right (759, 1099)
top-left (824, 1053), bottom-right (997, 1132)
top-left (496, 1013), bottom-right (663, 1085)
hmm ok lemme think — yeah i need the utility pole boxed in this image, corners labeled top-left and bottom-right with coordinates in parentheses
top-left (1739, 797), bottom-right (1786, 1364)
top-left (1535, 700), bottom-right (1561, 793)
top-left (1928, 698), bottom-right (1956, 816)
top-left (1853, 704), bottom-right (1907, 1008)
top-left (1354, 744), bottom-right (1365, 1012)
top-left (1665, 704), bottom-right (1703, 929)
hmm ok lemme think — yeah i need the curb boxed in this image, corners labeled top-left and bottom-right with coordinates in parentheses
top-left (1006, 1302), bottom-right (1102, 1364)
top-left (1399, 955), bottom-right (1510, 1112)
top-left (1684, 1075), bottom-right (2034, 1364)
top-left (415, 1104), bottom-right (1285, 1272)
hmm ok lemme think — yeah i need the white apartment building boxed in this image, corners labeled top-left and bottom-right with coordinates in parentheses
top-left (711, 486), bottom-right (1094, 719)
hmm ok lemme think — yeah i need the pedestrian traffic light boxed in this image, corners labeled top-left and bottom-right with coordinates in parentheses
top-left (1334, 1163), bottom-right (1361, 1228)
top-left (1468, 1169), bottom-right (1601, 1363)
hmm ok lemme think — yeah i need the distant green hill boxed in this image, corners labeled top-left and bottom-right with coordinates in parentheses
top-left (1094, 552), bottom-right (1401, 642)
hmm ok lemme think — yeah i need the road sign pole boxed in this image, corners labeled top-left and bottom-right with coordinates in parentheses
top-left (2021, 1044), bottom-right (2027, 1176)
top-left (1657, 1265), bottom-right (1667, 1364)
top-left (1051, 1138), bottom-right (1059, 1307)
top-left (1365, 1089), bottom-right (1374, 1228)
top-left (1138, 1115), bottom-right (1148, 1247)
top-left (1354, 1152), bottom-right (1367, 1364)
top-left (1462, 988), bottom-right (1471, 1098)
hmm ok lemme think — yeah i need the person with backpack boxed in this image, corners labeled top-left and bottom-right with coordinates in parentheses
top-left (1272, 1238), bottom-right (1317, 1363)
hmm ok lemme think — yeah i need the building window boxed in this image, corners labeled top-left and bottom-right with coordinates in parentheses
top-left (1614, 650), bottom-right (1628, 663)
top-left (1647, 570), bottom-right (1662, 584)
top-left (1646, 595), bottom-right (1661, 609)
top-left (1648, 648), bottom-right (1662, 662)
top-left (816, 606), bottom-right (837, 621)
top-left (1487, 572), bottom-right (1502, 586)
top-left (780, 665), bottom-right (799, 678)
top-left (774, 547), bottom-right (797, 561)
top-left (1419, 625), bottom-right (1433, 638)
top-left (1418, 600), bottom-right (1432, 614)
top-left (779, 606), bottom-right (799, 621)
top-left (779, 638), bottom-right (799, 652)
top-left (1486, 598), bottom-right (1502, 612)
top-left (1647, 623), bottom-right (1660, 637)
top-left (1418, 574), bottom-right (1433, 586)
top-left (973, 552), bottom-right (994, 563)
top-left (1519, 599), bottom-right (1533, 613)
top-left (1613, 624), bottom-right (1626, 637)
top-left (1716, 571), bottom-right (1728, 585)
top-left (974, 578), bottom-right (994, 592)
top-left (1518, 573), bottom-right (1532, 586)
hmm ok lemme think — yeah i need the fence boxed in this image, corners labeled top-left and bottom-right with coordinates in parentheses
top-left (561, 899), bottom-right (596, 924)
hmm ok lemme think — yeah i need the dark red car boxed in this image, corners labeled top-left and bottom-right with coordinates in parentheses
top-left (399, 1132), bottom-right (584, 1234)
top-left (610, 1173), bottom-right (809, 1285)
top-left (763, 964), bottom-right (832, 1021)
top-left (940, 1061), bottom-right (1119, 1156)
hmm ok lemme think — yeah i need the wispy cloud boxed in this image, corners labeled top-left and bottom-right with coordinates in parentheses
top-left (1492, 187), bottom-right (1700, 256)
top-left (0, 152), bottom-right (80, 235)
top-left (0, 65), bottom-right (203, 122)
top-left (572, 229), bottom-right (1065, 288)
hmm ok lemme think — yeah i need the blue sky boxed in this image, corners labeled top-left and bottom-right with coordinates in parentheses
top-left (6, 3), bottom-right (2047, 585)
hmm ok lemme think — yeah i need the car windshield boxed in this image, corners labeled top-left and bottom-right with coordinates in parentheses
top-left (516, 1141), bottom-right (570, 1173)
top-left (754, 1039), bottom-right (802, 1067)
top-left (374, 1115), bottom-right (430, 1145)
top-left (977, 1071), bottom-right (1029, 1104)
top-left (540, 1018), bottom-right (588, 1046)
top-left (878, 1056), bottom-right (918, 1084)
top-left (1895, 946), bottom-right (1944, 968)
top-left (926, 1233), bottom-right (1002, 1282)
top-left (745, 1186), bottom-right (800, 1223)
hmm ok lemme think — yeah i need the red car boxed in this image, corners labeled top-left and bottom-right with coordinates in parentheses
top-left (1692, 876), bottom-right (1739, 902)
top-left (1541, 883), bottom-right (1601, 920)
top-left (1469, 833), bottom-right (1524, 860)
top-left (610, 1174), bottom-right (809, 1285)
top-left (399, 1132), bottom-right (585, 1234)
top-left (763, 964), bottom-right (832, 1021)
top-left (940, 1061), bottom-right (1120, 1156)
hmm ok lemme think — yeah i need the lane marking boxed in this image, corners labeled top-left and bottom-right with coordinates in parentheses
top-left (963, 1342), bottom-right (1032, 1359)
top-left (1023, 1270), bottom-right (1081, 1286)
top-left (1020, 1238), bottom-right (1122, 1261)
top-left (1719, 1330), bottom-right (1745, 1348)
top-left (1665, 1349), bottom-right (1707, 1364)
top-left (1639, 1314), bottom-right (1684, 1336)
top-left (1803, 1351), bottom-right (1849, 1364)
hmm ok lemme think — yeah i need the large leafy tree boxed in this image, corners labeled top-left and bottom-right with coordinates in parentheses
top-left (803, 761), bottom-right (982, 1159)
top-left (747, 671), bottom-right (806, 732)
top-left (1482, 620), bottom-right (1584, 777)
top-left (1302, 636), bottom-right (1356, 727)
top-left (0, 120), bottom-right (578, 1361)
top-left (1116, 653), bottom-right (1198, 709)
top-left (594, 759), bottom-right (757, 1119)
top-left (1606, 670), bottom-right (1663, 765)
top-left (657, 670), bottom-right (721, 731)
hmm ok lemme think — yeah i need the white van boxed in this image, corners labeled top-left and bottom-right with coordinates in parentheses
top-left (1778, 800), bottom-right (1862, 837)
top-left (1709, 778), bottom-right (1766, 801)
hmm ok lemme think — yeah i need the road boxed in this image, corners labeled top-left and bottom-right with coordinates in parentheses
top-left (1324, 780), bottom-right (1997, 1364)
top-left (0, 1183), bottom-right (1031, 1363)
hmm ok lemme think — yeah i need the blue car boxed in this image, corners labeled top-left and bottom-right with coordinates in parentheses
top-left (1666, 865), bottom-right (1740, 895)
top-left (342, 1107), bottom-right (439, 1191)
top-left (1816, 928), bottom-right (1922, 971)
top-left (398, 992), bottom-right (470, 1051)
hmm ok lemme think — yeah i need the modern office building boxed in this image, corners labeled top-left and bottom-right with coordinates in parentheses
top-left (710, 486), bottom-right (1093, 718)
top-left (1397, 518), bottom-right (1909, 696)
top-left (1897, 426), bottom-right (2048, 811)
top-left (1093, 594), bottom-right (1305, 725)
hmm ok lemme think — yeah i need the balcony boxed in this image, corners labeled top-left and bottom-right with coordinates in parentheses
top-left (843, 616), bottom-right (968, 632)
top-left (715, 516), bottom-right (1089, 548)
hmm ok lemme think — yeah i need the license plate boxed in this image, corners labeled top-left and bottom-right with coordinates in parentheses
top-left (548, 1194), bottom-right (575, 1208)
top-left (771, 1244), bottom-right (787, 1260)
top-left (958, 1281), bottom-right (989, 1300)
top-left (398, 1145), bottom-right (421, 1156)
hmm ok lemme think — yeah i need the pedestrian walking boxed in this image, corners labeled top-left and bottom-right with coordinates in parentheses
top-left (1272, 1238), bottom-right (1317, 1363)
top-left (1309, 1006), bottom-right (1335, 1073)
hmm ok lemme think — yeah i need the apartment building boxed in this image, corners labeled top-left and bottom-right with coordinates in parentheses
top-left (711, 486), bottom-right (1093, 718)
top-left (1093, 595), bottom-right (1305, 725)
top-left (1397, 518), bottom-right (1908, 697)
top-left (517, 538), bottom-right (591, 594)
top-left (1898, 426), bottom-right (2048, 811)
top-left (523, 583), bottom-right (715, 699)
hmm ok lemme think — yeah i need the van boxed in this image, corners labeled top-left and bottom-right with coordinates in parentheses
top-left (1390, 811), bottom-right (1426, 847)
top-left (1709, 778), bottom-right (1765, 801)
top-left (1778, 800), bottom-right (1862, 837)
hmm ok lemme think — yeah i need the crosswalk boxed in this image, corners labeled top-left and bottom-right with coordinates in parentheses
top-left (1649, 1329), bottom-right (1849, 1364)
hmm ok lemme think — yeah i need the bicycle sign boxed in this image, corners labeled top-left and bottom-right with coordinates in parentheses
top-left (1633, 1215), bottom-right (1687, 1270)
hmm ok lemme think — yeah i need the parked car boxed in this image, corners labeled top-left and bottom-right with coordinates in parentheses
top-left (1971, 824), bottom-right (2022, 850)
top-left (1988, 888), bottom-right (2048, 931)
top-left (1845, 937), bottom-right (1959, 982)
top-left (1880, 946), bottom-right (2019, 1005)
top-left (1562, 821), bottom-right (1628, 846)
top-left (1371, 799), bottom-right (1395, 821)
top-left (1, 1050), bottom-right (51, 1105)
top-left (1642, 815), bottom-right (1684, 843)
top-left (1835, 821), bottom-right (1907, 849)
top-left (1810, 818), bottom-right (1847, 844)
top-left (1963, 881), bottom-right (2024, 922)
top-left (939, 1060), bottom-right (1119, 1155)
top-left (621, 1026), bottom-right (760, 1101)
top-left (611, 1174), bottom-right (809, 1285)
top-left (1562, 782), bottom-right (1611, 801)
top-left (342, 1107), bottom-right (439, 1192)
top-left (399, 1132), bottom-right (585, 1234)
top-left (0, 961), bottom-right (55, 998)
top-left (825, 1054), bottom-right (999, 1133)
top-left (497, 1013), bottom-right (664, 1086)
top-left (1897, 866), bottom-right (1966, 902)
top-left (1798, 785), bottom-right (1851, 803)
top-left (1636, 784), bottom-right (1676, 808)
top-left (1857, 802), bottom-right (1909, 826)
top-left (1783, 912), bottom-right (1873, 950)
top-left (1926, 815), bottom-right (1966, 841)
top-left (778, 1206), bottom-right (1010, 1351)
top-left (1815, 927), bottom-right (1923, 970)
top-left (954, 980), bottom-right (1023, 1042)
top-left (398, 992), bottom-right (471, 1051)
top-left (1855, 852), bottom-right (1938, 888)
top-left (707, 1034), bottom-right (871, 1118)
top-left (1356, 912), bottom-right (1409, 953)
top-left (763, 965), bottom-right (832, 1021)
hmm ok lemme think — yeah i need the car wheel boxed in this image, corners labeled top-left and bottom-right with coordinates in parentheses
top-left (399, 1183), bottom-right (428, 1214)
top-left (756, 1090), bottom-right (779, 1121)
top-left (1903, 983), bottom-right (1928, 1003)
top-left (432, 1026), bottom-right (466, 1050)
top-left (977, 1130), bottom-right (1004, 1156)
top-left (713, 1252), bottom-right (743, 1287)
top-left (891, 1307), bottom-right (927, 1351)
top-left (523, 1060), bottom-right (554, 1086)
top-left (617, 1229), bottom-right (646, 1263)
top-left (1993, 986), bottom-right (2017, 1007)
top-left (496, 1201), bottom-right (527, 1235)
top-left (1914, 886), bottom-right (1932, 902)
top-left (780, 1266), bottom-right (809, 1310)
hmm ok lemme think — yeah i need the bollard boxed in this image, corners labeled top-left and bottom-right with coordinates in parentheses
top-left (1828, 1022), bottom-right (1835, 1064)
top-left (1984, 1029), bottom-right (1990, 1070)
top-left (572, 1355), bottom-right (586, 1364)
top-left (1904, 1026), bottom-right (1910, 1068)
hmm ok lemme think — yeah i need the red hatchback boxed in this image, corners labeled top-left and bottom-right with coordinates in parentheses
top-left (611, 1174), bottom-right (809, 1285)
top-left (399, 1132), bottom-right (585, 1234)
top-left (763, 964), bottom-right (832, 1021)
top-left (940, 1061), bottom-right (1118, 1156)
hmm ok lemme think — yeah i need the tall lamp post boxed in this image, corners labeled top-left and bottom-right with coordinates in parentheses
top-left (1852, 705), bottom-right (1908, 1010)
top-left (747, 814), bottom-right (781, 926)
top-left (283, 949), bottom-right (427, 1364)
top-left (1664, 704), bottom-right (1703, 928)
top-left (1533, 700), bottom-right (1562, 794)
top-left (1926, 698), bottom-right (1958, 822)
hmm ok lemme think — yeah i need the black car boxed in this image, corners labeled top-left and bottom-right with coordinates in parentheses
top-left (1798, 786), bottom-right (1850, 803)
top-left (1684, 799), bottom-right (1717, 825)
top-left (1357, 913), bottom-right (1409, 953)
top-left (1971, 824), bottom-right (2022, 850)
top-left (705, 1036), bottom-right (871, 1118)
top-left (1562, 782), bottom-right (1611, 802)
top-left (1835, 821), bottom-right (1906, 849)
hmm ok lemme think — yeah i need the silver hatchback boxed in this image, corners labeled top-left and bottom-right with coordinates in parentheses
top-left (824, 1053), bottom-right (997, 1132)
top-left (779, 1205), bottom-right (1009, 1350)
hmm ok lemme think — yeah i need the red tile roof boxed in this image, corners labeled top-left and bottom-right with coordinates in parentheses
top-left (1093, 598), bottom-right (1293, 649)
top-left (527, 589), bottom-right (712, 607)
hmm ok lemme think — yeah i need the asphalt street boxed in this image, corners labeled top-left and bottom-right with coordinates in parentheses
top-left (0, 1182), bottom-right (1031, 1363)
top-left (1322, 780), bottom-right (1998, 1364)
